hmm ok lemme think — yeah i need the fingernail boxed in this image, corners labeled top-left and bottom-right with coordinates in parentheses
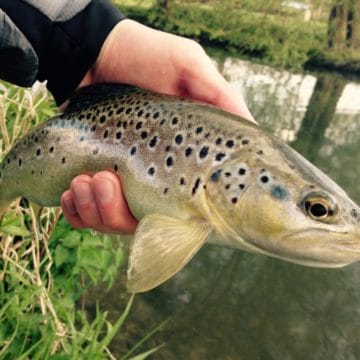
top-left (73, 181), bottom-right (93, 205)
top-left (95, 178), bottom-right (114, 204)
top-left (62, 196), bottom-right (77, 215)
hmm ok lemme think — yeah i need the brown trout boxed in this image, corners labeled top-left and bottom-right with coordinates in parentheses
top-left (0, 84), bottom-right (359, 293)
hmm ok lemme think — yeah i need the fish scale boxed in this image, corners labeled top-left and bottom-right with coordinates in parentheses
top-left (1, 83), bottom-right (359, 293)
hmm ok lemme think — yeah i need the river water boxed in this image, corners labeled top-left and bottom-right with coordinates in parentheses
top-left (89, 55), bottom-right (360, 359)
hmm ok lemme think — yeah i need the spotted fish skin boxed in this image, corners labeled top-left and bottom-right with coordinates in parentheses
top-left (0, 84), bottom-right (262, 219)
top-left (1, 83), bottom-right (360, 293)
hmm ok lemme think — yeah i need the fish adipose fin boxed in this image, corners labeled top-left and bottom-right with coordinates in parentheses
top-left (127, 214), bottom-right (212, 293)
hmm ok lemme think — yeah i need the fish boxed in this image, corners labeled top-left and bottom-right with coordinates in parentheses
top-left (0, 83), bottom-right (359, 293)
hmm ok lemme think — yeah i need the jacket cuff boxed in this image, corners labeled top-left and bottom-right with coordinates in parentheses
top-left (0, 0), bottom-right (124, 104)
top-left (40, 0), bottom-right (124, 104)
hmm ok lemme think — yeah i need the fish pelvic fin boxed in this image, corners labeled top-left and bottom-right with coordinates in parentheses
top-left (127, 214), bottom-right (213, 293)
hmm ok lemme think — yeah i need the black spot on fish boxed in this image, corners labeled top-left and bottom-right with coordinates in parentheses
top-left (123, 121), bottom-right (128, 129)
top-left (36, 149), bottom-right (41, 156)
top-left (199, 146), bottom-right (209, 159)
top-left (34, 136), bottom-right (38, 143)
top-left (116, 107), bottom-right (125, 115)
top-left (130, 146), bottom-right (137, 156)
top-left (192, 178), bottom-right (201, 195)
top-left (103, 129), bottom-right (109, 139)
top-left (49, 146), bottom-right (54, 153)
top-left (91, 125), bottom-right (96, 132)
top-left (137, 110), bottom-right (144, 117)
top-left (160, 119), bottom-right (166, 125)
top-left (153, 111), bottom-right (160, 119)
top-left (239, 184), bottom-right (245, 190)
top-left (180, 177), bottom-right (186, 185)
top-left (257, 150), bottom-right (264, 155)
top-left (31, 170), bottom-right (34, 174)
top-left (99, 115), bottom-right (106, 124)
top-left (108, 110), bottom-right (113, 117)
top-left (166, 156), bottom-right (174, 167)
top-left (163, 187), bottom-right (169, 195)
top-left (7, 158), bottom-right (10, 164)
top-left (172, 117), bottom-right (179, 125)
top-left (231, 197), bottom-right (238, 204)
top-left (351, 209), bottom-right (358, 219)
top-left (239, 168), bottom-right (246, 175)
top-left (125, 107), bottom-right (132, 115)
top-left (185, 147), bottom-right (193, 157)
top-left (175, 134), bottom-right (183, 145)
top-left (261, 175), bottom-right (269, 183)
top-left (165, 145), bottom-right (171, 152)
top-left (225, 172), bottom-right (231, 177)
top-left (116, 131), bottom-right (122, 140)
top-left (215, 152), bottom-right (226, 161)
top-left (113, 164), bottom-right (118, 172)
top-left (79, 136), bottom-right (85, 142)
top-left (196, 127), bottom-right (203, 135)
top-left (149, 136), bottom-right (158, 147)
top-left (61, 157), bottom-right (66, 164)
top-left (242, 139), bottom-right (250, 145)
top-left (18, 159), bottom-right (22, 167)
top-left (148, 167), bottom-right (155, 176)
top-left (136, 122), bottom-right (143, 130)
top-left (226, 140), bottom-right (234, 148)
top-left (225, 184), bottom-right (231, 190)
top-left (141, 131), bottom-right (148, 139)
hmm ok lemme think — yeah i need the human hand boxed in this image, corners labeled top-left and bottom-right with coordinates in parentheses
top-left (61, 19), bottom-right (254, 234)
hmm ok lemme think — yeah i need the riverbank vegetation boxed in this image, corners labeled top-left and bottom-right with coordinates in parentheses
top-left (114, 0), bottom-right (360, 76)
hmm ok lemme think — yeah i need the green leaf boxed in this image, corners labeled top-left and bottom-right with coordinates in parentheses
top-left (0, 224), bottom-right (30, 237)
top-left (54, 246), bottom-right (70, 267)
top-left (127, 345), bottom-right (164, 360)
top-left (62, 231), bottom-right (81, 248)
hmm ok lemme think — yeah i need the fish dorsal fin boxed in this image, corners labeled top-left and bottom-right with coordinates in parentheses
top-left (127, 214), bottom-right (212, 293)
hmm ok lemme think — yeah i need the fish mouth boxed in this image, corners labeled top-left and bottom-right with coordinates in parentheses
top-left (280, 227), bottom-right (360, 267)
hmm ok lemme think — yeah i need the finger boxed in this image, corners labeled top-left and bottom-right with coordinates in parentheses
top-left (178, 51), bottom-right (256, 123)
top-left (60, 190), bottom-right (87, 229)
top-left (189, 71), bottom-right (255, 123)
top-left (70, 175), bottom-right (104, 228)
top-left (92, 171), bottom-right (138, 234)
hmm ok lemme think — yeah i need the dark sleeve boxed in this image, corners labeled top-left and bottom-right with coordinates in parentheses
top-left (0, 0), bottom-right (124, 104)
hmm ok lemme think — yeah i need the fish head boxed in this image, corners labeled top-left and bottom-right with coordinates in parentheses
top-left (205, 138), bottom-right (360, 268)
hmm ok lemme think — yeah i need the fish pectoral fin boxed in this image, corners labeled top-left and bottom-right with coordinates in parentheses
top-left (127, 214), bottom-right (212, 293)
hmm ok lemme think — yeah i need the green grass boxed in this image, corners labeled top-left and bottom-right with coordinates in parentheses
top-left (0, 83), bottom-right (161, 359)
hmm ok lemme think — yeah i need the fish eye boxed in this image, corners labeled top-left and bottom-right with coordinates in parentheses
top-left (302, 192), bottom-right (336, 222)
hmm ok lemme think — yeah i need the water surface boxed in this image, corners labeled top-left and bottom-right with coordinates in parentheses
top-left (88, 56), bottom-right (360, 360)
